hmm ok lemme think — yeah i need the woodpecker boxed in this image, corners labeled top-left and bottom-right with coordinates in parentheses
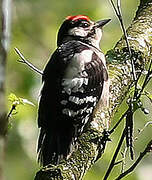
top-left (37, 15), bottom-right (111, 166)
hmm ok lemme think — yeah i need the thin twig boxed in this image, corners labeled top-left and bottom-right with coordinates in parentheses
top-left (134, 47), bottom-right (152, 98)
top-left (137, 59), bottom-right (152, 99)
top-left (109, 0), bottom-right (137, 81)
top-left (7, 105), bottom-right (16, 119)
top-left (109, 109), bottom-right (129, 134)
top-left (133, 69), bottom-right (143, 98)
top-left (103, 128), bottom-right (126, 180)
top-left (110, 0), bottom-right (119, 17)
top-left (115, 140), bottom-right (152, 179)
top-left (14, 47), bottom-right (43, 75)
top-left (135, 121), bottom-right (152, 140)
top-left (125, 105), bottom-right (134, 160)
top-left (120, 147), bottom-right (127, 173)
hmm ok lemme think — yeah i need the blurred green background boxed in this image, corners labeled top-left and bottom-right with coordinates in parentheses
top-left (5, 0), bottom-right (152, 179)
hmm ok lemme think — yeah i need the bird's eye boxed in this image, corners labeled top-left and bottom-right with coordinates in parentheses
top-left (79, 22), bottom-right (90, 28)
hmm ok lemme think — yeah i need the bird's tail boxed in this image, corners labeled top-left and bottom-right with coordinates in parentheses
top-left (37, 125), bottom-right (77, 166)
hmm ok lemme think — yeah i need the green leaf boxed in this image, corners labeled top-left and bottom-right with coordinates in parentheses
top-left (8, 93), bottom-right (20, 107)
top-left (8, 93), bottom-right (35, 107)
top-left (8, 93), bottom-right (18, 102)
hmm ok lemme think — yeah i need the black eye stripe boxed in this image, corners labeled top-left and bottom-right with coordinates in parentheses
top-left (71, 20), bottom-right (90, 28)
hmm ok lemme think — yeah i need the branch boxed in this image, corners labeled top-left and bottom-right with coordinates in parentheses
top-left (14, 48), bottom-right (43, 75)
top-left (109, 0), bottom-right (137, 81)
top-left (7, 105), bottom-right (16, 119)
top-left (103, 128), bottom-right (126, 180)
top-left (115, 140), bottom-right (152, 179)
top-left (109, 109), bottom-right (128, 134)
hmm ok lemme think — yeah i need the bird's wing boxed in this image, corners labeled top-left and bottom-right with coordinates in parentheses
top-left (37, 41), bottom-right (108, 165)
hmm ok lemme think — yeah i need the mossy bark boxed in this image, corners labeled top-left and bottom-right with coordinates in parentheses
top-left (34, 1), bottom-right (152, 179)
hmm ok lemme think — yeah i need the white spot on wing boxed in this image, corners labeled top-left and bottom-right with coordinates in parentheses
top-left (84, 116), bottom-right (89, 124)
top-left (62, 78), bottom-right (85, 94)
top-left (81, 116), bottom-right (89, 125)
top-left (62, 106), bottom-right (90, 118)
top-left (69, 96), bottom-right (79, 104)
top-left (60, 100), bottom-right (68, 105)
top-left (86, 96), bottom-right (97, 103)
top-left (62, 108), bottom-right (72, 116)
top-left (79, 99), bottom-right (84, 104)
top-left (86, 107), bottom-right (93, 113)
top-left (68, 95), bottom-right (97, 105)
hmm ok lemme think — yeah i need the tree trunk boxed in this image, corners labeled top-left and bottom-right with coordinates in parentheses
top-left (34, 0), bottom-right (152, 179)
top-left (0, 0), bottom-right (11, 179)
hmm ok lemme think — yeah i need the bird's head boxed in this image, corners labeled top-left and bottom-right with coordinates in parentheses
top-left (57, 15), bottom-right (111, 48)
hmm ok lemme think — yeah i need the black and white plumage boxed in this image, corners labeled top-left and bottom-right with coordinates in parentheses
top-left (37, 15), bottom-right (110, 166)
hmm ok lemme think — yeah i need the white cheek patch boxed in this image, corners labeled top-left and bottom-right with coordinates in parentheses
top-left (68, 27), bottom-right (89, 37)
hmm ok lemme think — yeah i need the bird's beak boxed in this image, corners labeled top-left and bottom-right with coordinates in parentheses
top-left (95, 19), bottom-right (111, 28)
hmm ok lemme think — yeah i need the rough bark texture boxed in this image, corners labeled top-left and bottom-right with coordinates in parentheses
top-left (0, 0), bottom-right (11, 179)
top-left (34, 0), bottom-right (152, 179)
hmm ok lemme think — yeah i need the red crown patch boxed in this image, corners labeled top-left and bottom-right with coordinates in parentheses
top-left (66, 15), bottom-right (90, 22)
